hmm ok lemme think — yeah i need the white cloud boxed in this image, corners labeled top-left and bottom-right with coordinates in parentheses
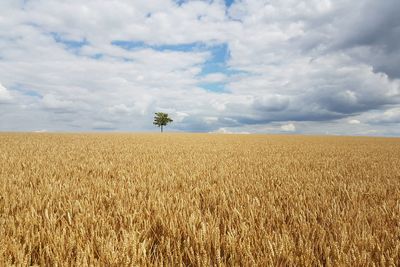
top-left (200, 73), bottom-right (228, 83)
top-left (210, 127), bottom-right (250, 134)
top-left (348, 119), bottom-right (361, 124)
top-left (0, 83), bottom-right (12, 102)
top-left (33, 129), bottom-right (48, 133)
top-left (173, 111), bottom-right (189, 123)
top-left (281, 123), bottom-right (296, 132)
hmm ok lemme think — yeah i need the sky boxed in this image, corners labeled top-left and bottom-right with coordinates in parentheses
top-left (0, 0), bottom-right (399, 135)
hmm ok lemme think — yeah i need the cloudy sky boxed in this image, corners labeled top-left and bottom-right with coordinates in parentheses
top-left (1, 0), bottom-right (399, 135)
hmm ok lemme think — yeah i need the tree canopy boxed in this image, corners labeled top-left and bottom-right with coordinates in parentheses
top-left (153, 112), bottom-right (173, 132)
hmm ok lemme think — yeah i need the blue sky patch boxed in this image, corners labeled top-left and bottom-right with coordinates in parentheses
top-left (111, 40), bottom-right (145, 50)
top-left (199, 82), bottom-right (227, 92)
top-left (50, 32), bottom-right (88, 55)
top-left (112, 40), bottom-right (206, 52)
top-left (154, 43), bottom-right (205, 52)
top-left (225, 0), bottom-right (235, 7)
top-left (175, 0), bottom-right (235, 7)
top-left (24, 90), bottom-right (42, 98)
top-left (11, 84), bottom-right (42, 98)
top-left (200, 43), bottom-right (230, 75)
top-left (89, 53), bottom-right (103, 60)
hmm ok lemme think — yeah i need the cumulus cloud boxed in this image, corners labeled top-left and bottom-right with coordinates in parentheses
top-left (173, 111), bottom-right (189, 123)
top-left (0, 0), bottom-right (399, 135)
top-left (348, 119), bottom-right (361, 125)
top-left (280, 123), bottom-right (296, 132)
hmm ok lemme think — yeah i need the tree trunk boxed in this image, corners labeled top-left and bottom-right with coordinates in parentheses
top-left (161, 125), bottom-right (163, 133)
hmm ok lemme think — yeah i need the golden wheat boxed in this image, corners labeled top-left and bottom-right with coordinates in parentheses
top-left (0, 133), bottom-right (399, 266)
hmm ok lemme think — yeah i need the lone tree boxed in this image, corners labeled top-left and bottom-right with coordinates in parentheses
top-left (153, 112), bottom-right (173, 132)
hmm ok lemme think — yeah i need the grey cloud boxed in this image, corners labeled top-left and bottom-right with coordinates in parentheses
top-left (272, 1), bottom-right (400, 79)
top-left (334, 1), bottom-right (400, 79)
top-left (173, 116), bottom-right (216, 132)
top-left (309, 1), bottom-right (400, 79)
top-left (310, 87), bottom-right (398, 115)
top-left (368, 108), bottom-right (400, 124)
top-left (252, 95), bottom-right (290, 112)
top-left (229, 109), bottom-right (344, 126)
top-left (334, 1), bottom-right (400, 51)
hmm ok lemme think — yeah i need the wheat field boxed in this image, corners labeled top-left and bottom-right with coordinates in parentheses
top-left (0, 133), bottom-right (399, 266)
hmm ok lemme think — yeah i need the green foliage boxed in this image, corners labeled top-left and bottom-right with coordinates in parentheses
top-left (153, 112), bottom-right (173, 132)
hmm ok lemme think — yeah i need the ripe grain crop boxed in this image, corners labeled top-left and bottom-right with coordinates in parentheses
top-left (0, 133), bottom-right (399, 266)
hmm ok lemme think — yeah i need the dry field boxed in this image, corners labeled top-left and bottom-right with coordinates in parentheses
top-left (0, 133), bottom-right (399, 266)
